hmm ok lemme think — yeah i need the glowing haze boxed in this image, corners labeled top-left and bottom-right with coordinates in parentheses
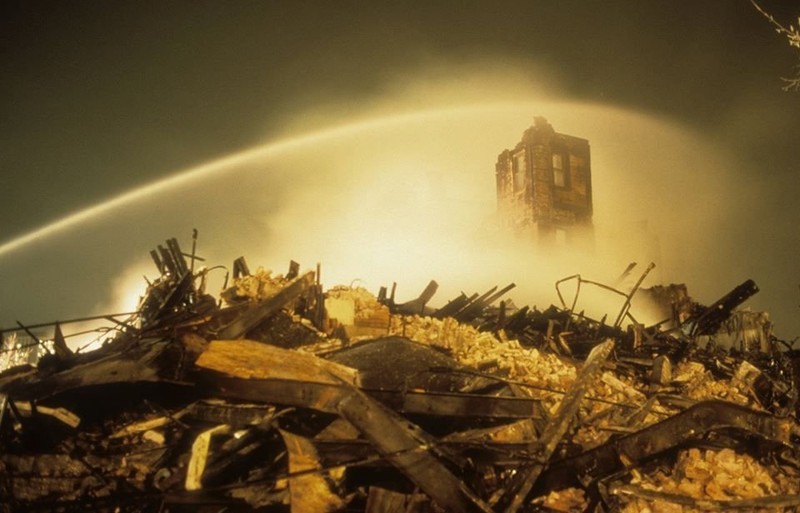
top-left (0, 71), bottom-right (767, 340)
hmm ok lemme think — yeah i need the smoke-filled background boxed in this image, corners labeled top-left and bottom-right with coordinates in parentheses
top-left (1, 1), bottom-right (800, 339)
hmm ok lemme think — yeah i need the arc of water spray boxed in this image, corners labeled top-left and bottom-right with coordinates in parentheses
top-left (0, 103), bottom-right (536, 258)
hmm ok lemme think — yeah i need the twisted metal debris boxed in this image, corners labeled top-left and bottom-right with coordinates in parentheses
top-left (1, 236), bottom-right (798, 513)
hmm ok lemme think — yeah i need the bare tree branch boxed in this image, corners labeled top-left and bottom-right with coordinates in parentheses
top-left (750, 0), bottom-right (800, 91)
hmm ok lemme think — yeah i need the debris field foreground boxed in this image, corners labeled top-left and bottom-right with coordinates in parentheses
top-left (1, 237), bottom-right (799, 513)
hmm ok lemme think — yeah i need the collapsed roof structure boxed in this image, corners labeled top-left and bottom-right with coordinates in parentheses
top-left (1, 236), bottom-right (799, 513)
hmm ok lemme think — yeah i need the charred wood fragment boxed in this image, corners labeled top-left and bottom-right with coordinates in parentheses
top-left (1, 235), bottom-right (797, 513)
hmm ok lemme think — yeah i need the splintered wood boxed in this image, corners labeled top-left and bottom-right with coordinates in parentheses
top-left (195, 339), bottom-right (360, 386)
top-left (2, 242), bottom-right (799, 513)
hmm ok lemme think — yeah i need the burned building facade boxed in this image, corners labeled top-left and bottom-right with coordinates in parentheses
top-left (496, 117), bottom-right (593, 245)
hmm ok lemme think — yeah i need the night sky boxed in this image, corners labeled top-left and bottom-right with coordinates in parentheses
top-left (2, 1), bottom-right (800, 338)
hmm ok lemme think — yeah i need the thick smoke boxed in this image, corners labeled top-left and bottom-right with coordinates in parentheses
top-left (0, 69), bottom-right (779, 343)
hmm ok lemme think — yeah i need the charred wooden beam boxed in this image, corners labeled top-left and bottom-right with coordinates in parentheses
top-left (496, 339), bottom-right (615, 513)
top-left (433, 292), bottom-right (478, 319)
top-left (366, 389), bottom-right (543, 419)
top-left (286, 260), bottom-right (300, 280)
top-left (483, 283), bottom-right (517, 309)
top-left (215, 271), bottom-right (315, 339)
top-left (166, 237), bottom-right (189, 276)
top-left (150, 249), bottom-right (165, 274)
top-left (499, 305), bottom-right (530, 331)
top-left (337, 387), bottom-right (493, 513)
top-left (232, 256), bottom-right (250, 279)
top-left (0, 338), bottom-right (184, 401)
top-left (608, 482), bottom-right (800, 510)
top-left (280, 429), bottom-right (346, 512)
top-left (685, 279), bottom-right (759, 336)
top-left (536, 400), bottom-right (800, 494)
top-left (198, 373), bottom-right (543, 419)
top-left (52, 322), bottom-right (72, 361)
top-left (195, 338), bottom-right (541, 418)
top-left (396, 280), bottom-right (439, 316)
top-left (189, 228), bottom-right (199, 273)
top-left (454, 286), bottom-right (498, 322)
top-left (366, 487), bottom-right (429, 513)
top-left (315, 438), bottom-right (540, 469)
top-left (142, 271), bottom-right (195, 326)
top-left (454, 282), bottom-right (514, 323)
top-left (196, 339), bottom-right (359, 384)
top-left (196, 374), bottom-right (347, 413)
top-left (157, 244), bottom-right (178, 277)
top-left (202, 425), bottom-right (278, 488)
top-left (187, 400), bottom-right (277, 427)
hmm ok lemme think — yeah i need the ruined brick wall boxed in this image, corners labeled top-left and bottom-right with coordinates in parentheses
top-left (496, 117), bottom-right (592, 244)
top-left (495, 148), bottom-right (533, 231)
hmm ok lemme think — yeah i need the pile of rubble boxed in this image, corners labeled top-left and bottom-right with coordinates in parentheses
top-left (1, 237), bottom-right (799, 513)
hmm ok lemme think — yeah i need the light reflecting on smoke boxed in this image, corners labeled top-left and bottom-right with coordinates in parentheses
top-left (0, 102), bottom-right (754, 339)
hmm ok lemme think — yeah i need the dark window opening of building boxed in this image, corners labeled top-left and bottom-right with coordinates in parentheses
top-left (552, 153), bottom-right (566, 188)
top-left (513, 151), bottom-right (526, 191)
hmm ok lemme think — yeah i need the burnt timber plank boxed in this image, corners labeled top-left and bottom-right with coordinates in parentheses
top-left (0, 338), bottom-right (178, 401)
top-left (216, 271), bottom-right (315, 339)
top-left (536, 399), bottom-right (800, 494)
top-left (337, 387), bottom-right (493, 513)
top-left (497, 339), bottom-right (615, 513)
top-left (197, 373), bottom-right (543, 419)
